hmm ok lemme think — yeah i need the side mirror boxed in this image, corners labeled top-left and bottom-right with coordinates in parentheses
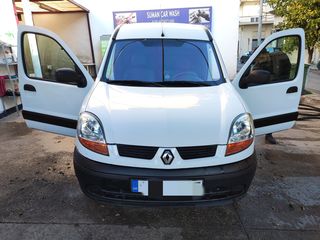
top-left (55, 68), bottom-right (86, 88)
top-left (239, 69), bottom-right (271, 89)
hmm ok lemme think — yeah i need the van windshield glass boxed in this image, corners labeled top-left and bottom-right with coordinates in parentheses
top-left (104, 39), bottom-right (223, 87)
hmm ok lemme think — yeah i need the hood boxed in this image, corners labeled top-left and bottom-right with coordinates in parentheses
top-left (85, 82), bottom-right (245, 147)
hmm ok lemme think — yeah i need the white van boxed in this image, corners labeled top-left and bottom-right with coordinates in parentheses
top-left (18, 23), bottom-right (304, 206)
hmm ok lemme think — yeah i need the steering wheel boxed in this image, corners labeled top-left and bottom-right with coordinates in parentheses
top-left (172, 71), bottom-right (202, 81)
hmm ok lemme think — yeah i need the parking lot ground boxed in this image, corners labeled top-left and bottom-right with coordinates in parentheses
top-left (0, 95), bottom-right (319, 240)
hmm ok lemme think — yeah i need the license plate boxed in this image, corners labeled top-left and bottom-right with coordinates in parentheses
top-left (131, 179), bottom-right (149, 196)
top-left (163, 180), bottom-right (204, 196)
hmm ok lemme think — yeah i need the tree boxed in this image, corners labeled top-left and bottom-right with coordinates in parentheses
top-left (268, 0), bottom-right (320, 63)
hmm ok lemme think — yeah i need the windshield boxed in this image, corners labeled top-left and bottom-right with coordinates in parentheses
top-left (104, 39), bottom-right (224, 87)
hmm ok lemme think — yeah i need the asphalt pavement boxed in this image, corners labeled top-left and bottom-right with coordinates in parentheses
top-left (306, 69), bottom-right (320, 94)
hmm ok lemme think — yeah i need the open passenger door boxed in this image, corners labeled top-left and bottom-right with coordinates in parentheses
top-left (233, 29), bottom-right (305, 135)
top-left (18, 25), bottom-right (94, 136)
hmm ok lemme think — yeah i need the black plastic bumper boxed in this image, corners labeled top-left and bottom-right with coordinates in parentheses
top-left (74, 148), bottom-right (257, 206)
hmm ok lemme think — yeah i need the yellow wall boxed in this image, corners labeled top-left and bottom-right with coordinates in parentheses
top-left (32, 13), bottom-right (93, 64)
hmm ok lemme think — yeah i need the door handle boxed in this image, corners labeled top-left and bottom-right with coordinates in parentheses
top-left (24, 84), bottom-right (36, 92)
top-left (286, 86), bottom-right (298, 94)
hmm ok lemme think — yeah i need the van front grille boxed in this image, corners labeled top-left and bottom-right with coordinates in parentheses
top-left (117, 144), bottom-right (158, 159)
top-left (177, 145), bottom-right (217, 160)
top-left (117, 144), bottom-right (217, 160)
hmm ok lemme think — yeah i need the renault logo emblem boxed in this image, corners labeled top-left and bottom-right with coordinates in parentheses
top-left (161, 150), bottom-right (174, 165)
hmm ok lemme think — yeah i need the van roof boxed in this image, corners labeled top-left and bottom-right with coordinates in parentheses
top-left (114, 23), bottom-right (212, 41)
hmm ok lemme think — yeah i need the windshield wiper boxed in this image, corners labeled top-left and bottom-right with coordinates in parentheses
top-left (107, 80), bottom-right (164, 87)
top-left (161, 81), bottom-right (213, 87)
top-left (107, 80), bottom-right (215, 87)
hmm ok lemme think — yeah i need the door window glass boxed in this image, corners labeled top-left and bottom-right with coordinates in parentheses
top-left (239, 36), bottom-right (300, 88)
top-left (23, 33), bottom-right (84, 85)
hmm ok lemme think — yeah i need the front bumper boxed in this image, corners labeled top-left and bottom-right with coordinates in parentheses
top-left (74, 148), bottom-right (257, 206)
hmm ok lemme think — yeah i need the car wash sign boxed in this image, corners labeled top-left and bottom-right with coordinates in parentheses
top-left (113, 7), bottom-right (212, 30)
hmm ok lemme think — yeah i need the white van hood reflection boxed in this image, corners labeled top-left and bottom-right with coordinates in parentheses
top-left (85, 82), bottom-right (245, 147)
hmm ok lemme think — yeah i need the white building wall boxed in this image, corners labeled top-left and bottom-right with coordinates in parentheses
top-left (0, 0), bottom-right (17, 45)
top-left (212, 0), bottom-right (239, 79)
top-left (238, 0), bottom-right (275, 57)
top-left (241, 3), bottom-right (259, 16)
top-left (75, 0), bottom-right (240, 79)
top-left (313, 48), bottom-right (320, 65)
top-left (239, 24), bottom-right (273, 56)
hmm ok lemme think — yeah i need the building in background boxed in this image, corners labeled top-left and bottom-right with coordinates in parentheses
top-left (238, 0), bottom-right (319, 65)
top-left (75, 0), bottom-right (240, 79)
top-left (14, 0), bottom-right (97, 77)
top-left (10, 0), bottom-right (241, 79)
top-left (238, 0), bottom-right (276, 58)
top-left (0, 0), bottom-right (19, 115)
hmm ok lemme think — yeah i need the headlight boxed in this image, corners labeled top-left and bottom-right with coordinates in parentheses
top-left (77, 112), bottom-right (109, 155)
top-left (226, 113), bottom-right (254, 156)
